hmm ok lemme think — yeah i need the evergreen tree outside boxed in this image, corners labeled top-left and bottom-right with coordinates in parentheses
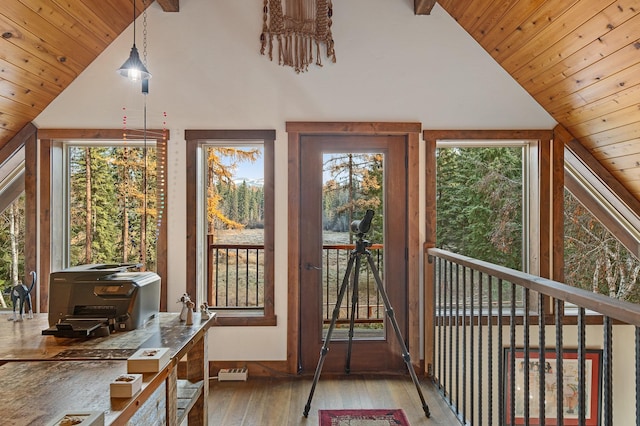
top-left (322, 153), bottom-right (384, 243)
top-left (436, 146), bottom-right (524, 271)
top-left (5, 143), bottom-right (638, 309)
top-left (435, 145), bottom-right (640, 304)
top-left (68, 144), bottom-right (158, 270)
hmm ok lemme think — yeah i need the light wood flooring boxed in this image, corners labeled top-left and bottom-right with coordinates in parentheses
top-left (208, 374), bottom-right (462, 425)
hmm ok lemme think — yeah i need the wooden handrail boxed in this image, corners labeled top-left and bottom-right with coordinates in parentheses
top-left (428, 247), bottom-right (640, 327)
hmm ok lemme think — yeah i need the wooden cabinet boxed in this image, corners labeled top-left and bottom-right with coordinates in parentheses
top-left (0, 313), bottom-right (214, 425)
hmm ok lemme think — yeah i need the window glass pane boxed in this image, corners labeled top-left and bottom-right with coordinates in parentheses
top-left (0, 194), bottom-right (25, 310)
top-left (322, 152), bottom-right (385, 340)
top-left (436, 146), bottom-right (524, 270)
top-left (564, 188), bottom-right (640, 303)
top-left (205, 145), bottom-right (264, 309)
top-left (67, 145), bottom-right (158, 270)
top-left (436, 146), bottom-right (525, 310)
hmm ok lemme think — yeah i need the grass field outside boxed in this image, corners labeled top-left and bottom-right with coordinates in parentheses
top-left (210, 229), bottom-right (387, 333)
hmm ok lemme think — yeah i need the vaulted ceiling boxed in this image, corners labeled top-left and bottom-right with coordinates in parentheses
top-left (428, 0), bottom-right (640, 205)
top-left (0, 0), bottom-right (161, 149)
top-left (1, 0), bottom-right (639, 204)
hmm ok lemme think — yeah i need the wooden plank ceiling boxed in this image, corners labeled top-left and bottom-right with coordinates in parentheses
top-left (0, 0), bottom-right (167, 148)
top-left (430, 0), bottom-right (640, 202)
top-left (0, 0), bottom-right (639, 204)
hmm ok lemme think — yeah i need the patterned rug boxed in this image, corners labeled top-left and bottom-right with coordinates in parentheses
top-left (318, 409), bottom-right (410, 426)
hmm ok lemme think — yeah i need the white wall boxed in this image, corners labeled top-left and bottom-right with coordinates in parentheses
top-left (34, 1), bottom-right (556, 361)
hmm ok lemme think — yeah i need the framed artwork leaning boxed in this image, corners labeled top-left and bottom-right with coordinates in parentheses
top-left (503, 348), bottom-right (602, 426)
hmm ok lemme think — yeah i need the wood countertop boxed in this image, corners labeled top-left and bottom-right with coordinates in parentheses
top-left (0, 312), bottom-right (215, 425)
top-left (0, 359), bottom-right (169, 426)
top-left (0, 312), bottom-right (215, 362)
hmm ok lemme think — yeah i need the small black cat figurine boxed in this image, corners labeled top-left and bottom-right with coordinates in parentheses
top-left (8, 271), bottom-right (37, 322)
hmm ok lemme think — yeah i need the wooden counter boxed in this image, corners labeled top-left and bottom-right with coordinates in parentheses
top-left (0, 313), bottom-right (212, 361)
top-left (0, 313), bottom-right (214, 425)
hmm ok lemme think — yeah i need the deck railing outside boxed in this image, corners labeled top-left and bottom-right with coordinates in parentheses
top-left (321, 244), bottom-right (384, 323)
top-left (207, 237), bottom-right (385, 322)
top-left (428, 247), bottom-right (640, 426)
top-left (207, 239), bottom-right (265, 309)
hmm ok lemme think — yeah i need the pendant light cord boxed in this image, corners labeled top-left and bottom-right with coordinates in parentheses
top-left (132, 0), bottom-right (137, 47)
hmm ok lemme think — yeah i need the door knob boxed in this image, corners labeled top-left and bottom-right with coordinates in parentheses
top-left (305, 263), bottom-right (321, 270)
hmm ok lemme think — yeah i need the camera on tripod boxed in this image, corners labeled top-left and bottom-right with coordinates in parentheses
top-left (350, 209), bottom-right (375, 235)
top-left (303, 208), bottom-right (431, 418)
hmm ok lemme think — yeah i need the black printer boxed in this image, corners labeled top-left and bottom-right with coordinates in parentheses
top-left (42, 264), bottom-right (160, 337)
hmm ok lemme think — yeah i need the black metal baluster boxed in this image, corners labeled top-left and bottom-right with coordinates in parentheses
top-left (363, 260), bottom-right (369, 320)
top-left (478, 272), bottom-right (483, 426)
top-left (524, 288), bottom-right (530, 426)
top-left (324, 249), bottom-right (329, 319)
top-left (225, 248), bottom-right (230, 306)
top-left (636, 327), bottom-right (640, 426)
top-left (578, 307), bottom-right (586, 426)
top-left (215, 249), bottom-right (220, 306)
top-left (555, 298), bottom-right (564, 426)
top-left (437, 257), bottom-right (443, 390)
top-left (335, 249), bottom-right (340, 318)
top-left (470, 269), bottom-right (475, 423)
top-left (245, 248), bottom-right (249, 306)
top-left (509, 283), bottom-right (516, 426)
top-left (603, 316), bottom-right (612, 426)
top-left (498, 278), bottom-right (504, 425)
top-left (255, 248), bottom-right (260, 306)
top-left (455, 264), bottom-right (460, 415)
top-left (538, 294), bottom-right (546, 426)
top-left (377, 250), bottom-right (382, 318)
top-left (462, 265), bottom-right (468, 424)
top-left (488, 274), bottom-right (493, 425)
top-left (449, 260), bottom-right (454, 404)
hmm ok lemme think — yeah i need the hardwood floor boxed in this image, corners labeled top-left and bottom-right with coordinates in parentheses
top-left (208, 374), bottom-right (461, 425)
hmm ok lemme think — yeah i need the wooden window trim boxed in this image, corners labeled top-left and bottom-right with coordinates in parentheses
top-left (38, 129), bottom-right (169, 311)
top-left (561, 133), bottom-right (640, 256)
top-left (422, 129), bottom-right (558, 364)
top-left (1, 124), bottom-right (38, 309)
top-left (184, 129), bottom-right (276, 326)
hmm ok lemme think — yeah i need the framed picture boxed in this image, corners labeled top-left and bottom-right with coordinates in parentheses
top-left (503, 348), bottom-right (602, 426)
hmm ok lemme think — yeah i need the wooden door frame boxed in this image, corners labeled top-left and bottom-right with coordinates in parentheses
top-left (287, 122), bottom-right (422, 374)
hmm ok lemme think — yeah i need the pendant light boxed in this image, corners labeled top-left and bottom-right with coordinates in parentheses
top-left (117, 0), bottom-right (151, 81)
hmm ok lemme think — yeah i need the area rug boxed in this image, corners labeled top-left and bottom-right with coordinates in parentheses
top-left (318, 409), bottom-right (410, 426)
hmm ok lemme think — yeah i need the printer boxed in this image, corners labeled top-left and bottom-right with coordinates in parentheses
top-left (42, 264), bottom-right (160, 338)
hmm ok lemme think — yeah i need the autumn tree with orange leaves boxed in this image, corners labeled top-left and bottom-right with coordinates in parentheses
top-left (205, 146), bottom-right (261, 236)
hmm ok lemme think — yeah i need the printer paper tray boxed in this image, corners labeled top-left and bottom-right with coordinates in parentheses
top-left (42, 318), bottom-right (109, 338)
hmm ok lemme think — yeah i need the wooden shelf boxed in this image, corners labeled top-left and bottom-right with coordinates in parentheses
top-left (176, 379), bottom-right (204, 425)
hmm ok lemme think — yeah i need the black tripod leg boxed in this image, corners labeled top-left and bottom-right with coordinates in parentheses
top-left (366, 254), bottom-right (431, 418)
top-left (303, 252), bottom-right (356, 418)
top-left (345, 254), bottom-right (361, 374)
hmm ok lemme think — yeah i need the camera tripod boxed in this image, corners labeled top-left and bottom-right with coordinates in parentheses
top-left (302, 233), bottom-right (431, 418)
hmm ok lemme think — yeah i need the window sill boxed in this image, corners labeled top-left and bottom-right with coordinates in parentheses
top-left (212, 310), bottom-right (277, 326)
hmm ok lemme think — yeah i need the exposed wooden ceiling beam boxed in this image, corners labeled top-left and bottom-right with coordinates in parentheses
top-left (414, 0), bottom-right (436, 15)
top-left (156, 0), bottom-right (179, 12)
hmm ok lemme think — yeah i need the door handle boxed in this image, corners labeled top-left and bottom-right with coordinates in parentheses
top-left (305, 263), bottom-right (321, 270)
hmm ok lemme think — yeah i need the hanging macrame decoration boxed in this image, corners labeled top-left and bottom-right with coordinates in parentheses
top-left (260, 0), bottom-right (336, 73)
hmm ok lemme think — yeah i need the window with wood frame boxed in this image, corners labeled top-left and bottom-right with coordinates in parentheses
top-left (0, 177), bottom-right (26, 311)
top-left (185, 130), bottom-right (276, 326)
top-left (39, 129), bottom-right (168, 311)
